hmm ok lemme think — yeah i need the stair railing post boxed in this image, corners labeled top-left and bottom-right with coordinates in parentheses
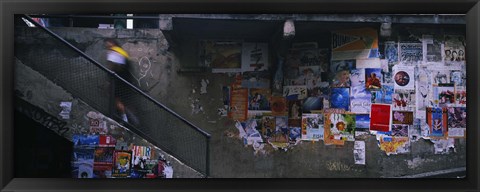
top-left (205, 137), bottom-right (210, 178)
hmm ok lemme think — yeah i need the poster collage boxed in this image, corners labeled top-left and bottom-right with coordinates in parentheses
top-left (209, 28), bottom-right (466, 164)
top-left (72, 111), bottom-right (173, 178)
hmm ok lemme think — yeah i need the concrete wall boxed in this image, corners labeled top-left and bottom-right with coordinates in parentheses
top-left (15, 25), bottom-right (466, 178)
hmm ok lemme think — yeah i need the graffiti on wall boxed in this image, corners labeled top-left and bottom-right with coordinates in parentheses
top-left (15, 97), bottom-right (70, 136)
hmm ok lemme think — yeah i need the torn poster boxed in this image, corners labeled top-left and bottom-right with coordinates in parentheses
top-left (302, 96), bottom-right (324, 113)
top-left (323, 112), bottom-right (346, 146)
top-left (73, 145), bottom-right (95, 178)
top-left (163, 163), bottom-right (174, 178)
top-left (350, 68), bottom-right (365, 87)
top-left (444, 35), bottom-right (466, 65)
top-left (431, 138), bottom-right (455, 154)
top-left (99, 135), bottom-right (116, 147)
top-left (270, 96), bottom-right (287, 116)
top-left (356, 58), bottom-right (381, 69)
top-left (331, 69), bottom-right (352, 88)
top-left (59, 101), bottom-right (72, 119)
top-left (392, 89), bottom-right (415, 111)
top-left (384, 41), bottom-right (398, 63)
top-left (229, 88), bottom-right (248, 122)
top-left (330, 60), bottom-right (356, 74)
top-left (331, 28), bottom-right (379, 61)
top-left (391, 124), bottom-right (409, 137)
top-left (365, 68), bottom-right (383, 90)
top-left (93, 147), bottom-right (114, 178)
top-left (235, 121), bottom-right (247, 139)
top-left (248, 88), bottom-right (271, 111)
top-left (447, 107), bottom-right (466, 129)
top-left (288, 100), bottom-right (303, 127)
top-left (301, 113), bottom-right (324, 141)
top-left (447, 107), bottom-right (466, 138)
top-left (241, 71), bottom-right (271, 88)
top-left (89, 118), bottom-right (107, 135)
top-left (217, 106), bottom-right (228, 117)
top-left (355, 114), bottom-right (370, 139)
top-left (327, 113), bottom-right (356, 141)
top-left (433, 84), bottom-right (455, 107)
top-left (369, 104), bottom-right (392, 132)
top-left (200, 79), bottom-right (209, 94)
top-left (289, 126), bottom-right (302, 144)
top-left (392, 111), bottom-right (414, 125)
top-left (422, 35), bottom-right (442, 63)
top-left (112, 150), bottom-right (132, 178)
top-left (371, 84), bottom-right (393, 104)
top-left (330, 87), bottom-right (350, 111)
top-left (409, 119), bottom-right (422, 142)
top-left (450, 70), bottom-right (466, 87)
top-left (131, 145), bottom-right (154, 171)
top-left (261, 116), bottom-right (275, 138)
top-left (426, 107), bottom-right (448, 138)
top-left (448, 128), bottom-right (466, 138)
top-left (242, 118), bottom-right (264, 146)
top-left (241, 42), bottom-right (269, 72)
top-left (298, 65), bottom-right (327, 97)
top-left (73, 134), bottom-right (100, 146)
top-left (428, 65), bottom-right (458, 84)
top-left (283, 85), bottom-right (308, 100)
top-left (381, 59), bottom-right (394, 84)
top-left (415, 81), bottom-right (431, 119)
top-left (455, 86), bottom-right (466, 107)
top-left (399, 43), bottom-right (423, 65)
top-left (354, 141), bottom-right (366, 165)
top-left (378, 135), bottom-right (410, 155)
top-left (393, 65), bottom-right (415, 90)
top-left (350, 85), bottom-right (372, 114)
top-left (199, 40), bottom-right (242, 73)
top-left (268, 117), bottom-right (289, 149)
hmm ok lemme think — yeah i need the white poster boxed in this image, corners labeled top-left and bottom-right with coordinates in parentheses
top-left (393, 65), bottom-right (415, 90)
top-left (354, 141), bottom-right (366, 165)
top-left (241, 42), bottom-right (269, 72)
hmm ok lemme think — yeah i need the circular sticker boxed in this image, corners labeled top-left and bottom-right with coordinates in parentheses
top-left (394, 71), bottom-right (410, 86)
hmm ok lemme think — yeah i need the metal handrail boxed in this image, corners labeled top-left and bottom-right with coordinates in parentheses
top-left (22, 14), bottom-right (211, 138)
top-left (20, 14), bottom-right (211, 176)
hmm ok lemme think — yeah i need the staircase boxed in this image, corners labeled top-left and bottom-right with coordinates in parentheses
top-left (14, 15), bottom-right (210, 177)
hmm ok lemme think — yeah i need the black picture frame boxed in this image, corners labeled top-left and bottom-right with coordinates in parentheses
top-left (1, 0), bottom-right (479, 191)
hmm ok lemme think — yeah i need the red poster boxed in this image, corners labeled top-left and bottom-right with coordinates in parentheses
top-left (370, 104), bottom-right (392, 132)
top-left (99, 135), bottom-right (116, 147)
top-left (229, 88), bottom-right (248, 121)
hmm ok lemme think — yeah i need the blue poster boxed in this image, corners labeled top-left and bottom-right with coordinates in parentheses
top-left (372, 84), bottom-right (393, 104)
top-left (385, 41), bottom-right (398, 63)
top-left (330, 87), bottom-right (350, 111)
top-left (431, 108), bottom-right (444, 137)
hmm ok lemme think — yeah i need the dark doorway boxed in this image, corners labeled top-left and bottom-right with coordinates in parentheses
top-left (14, 111), bottom-right (73, 178)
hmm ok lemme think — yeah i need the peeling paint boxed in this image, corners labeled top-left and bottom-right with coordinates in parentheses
top-left (217, 106), bottom-right (228, 117)
top-left (432, 138), bottom-right (456, 154)
top-left (190, 98), bottom-right (203, 115)
top-left (200, 79), bottom-right (209, 94)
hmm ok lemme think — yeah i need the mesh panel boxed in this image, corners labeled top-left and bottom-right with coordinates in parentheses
top-left (14, 25), bottom-right (209, 175)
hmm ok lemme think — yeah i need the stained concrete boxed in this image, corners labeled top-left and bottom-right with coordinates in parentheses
top-left (14, 22), bottom-right (467, 178)
top-left (14, 58), bottom-right (203, 178)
